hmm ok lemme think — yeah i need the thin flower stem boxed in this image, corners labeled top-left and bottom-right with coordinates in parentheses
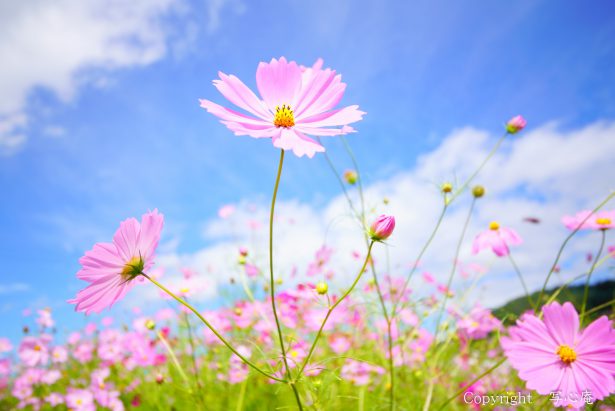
top-left (142, 273), bottom-right (285, 383)
top-left (448, 132), bottom-right (508, 204)
top-left (437, 358), bottom-right (506, 410)
top-left (182, 309), bottom-right (204, 398)
top-left (580, 297), bottom-right (615, 319)
top-left (580, 229), bottom-right (607, 323)
top-left (331, 139), bottom-right (396, 410)
top-left (235, 377), bottom-right (248, 411)
top-left (392, 204), bottom-right (449, 318)
top-left (507, 252), bottom-right (535, 310)
top-left (156, 330), bottom-right (191, 390)
top-left (536, 191), bottom-right (615, 312)
top-left (296, 241), bottom-right (375, 377)
top-left (433, 198), bottom-right (476, 343)
top-left (267, 150), bottom-right (303, 411)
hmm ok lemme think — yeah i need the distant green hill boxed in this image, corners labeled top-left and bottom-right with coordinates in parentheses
top-left (493, 280), bottom-right (614, 324)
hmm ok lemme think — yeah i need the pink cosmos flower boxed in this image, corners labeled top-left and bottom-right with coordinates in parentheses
top-left (340, 359), bottom-right (385, 386)
top-left (457, 306), bottom-right (502, 340)
top-left (36, 309), bottom-right (54, 328)
top-left (18, 336), bottom-right (49, 367)
top-left (501, 302), bottom-right (615, 408)
top-left (65, 388), bottom-right (96, 411)
top-left (200, 57), bottom-right (365, 158)
top-left (68, 210), bottom-right (164, 314)
top-left (562, 209), bottom-right (615, 231)
top-left (472, 221), bottom-right (522, 257)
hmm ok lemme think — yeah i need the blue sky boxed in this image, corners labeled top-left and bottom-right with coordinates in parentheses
top-left (1, 0), bottom-right (615, 343)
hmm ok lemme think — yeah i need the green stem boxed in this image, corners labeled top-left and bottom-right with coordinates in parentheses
top-left (236, 377), bottom-right (248, 411)
top-left (296, 241), bottom-right (375, 377)
top-left (536, 191), bottom-right (615, 312)
top-left (580, 229), bottom-right (607, 323)
top-left (267, 150), bottom-right (303, 411)
top-left (507, 252), bottom-right (535, 310)
top-left (437, 358), bottom-right (506, 410)
top-left (392, 205), bottom-right (449, 317)
top-left (156, 330), bottom-right (191, 390)
top-left (580, 297), bottom-right (615, 319)
top-left (142, 273), bottom-right (285, 383)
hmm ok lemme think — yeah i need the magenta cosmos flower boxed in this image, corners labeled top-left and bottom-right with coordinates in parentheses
top-left (369, 215), bottom-right (396, 241)
top-left (68, 210), bottom-right (164, 314)
top-left (501, 302), bottom-right (615, 408)
top-left (562, 209), bottom-right (615, 231)
top-left (199, 57), bottom-right (365, 158)
top-left (472, 221), bottom-right (522, 257)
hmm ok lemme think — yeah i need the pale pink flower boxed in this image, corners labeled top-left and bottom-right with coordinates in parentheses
top-left (340, 359), bottom-right (385, 386)
top-left (218, 204), bottom-right (235, 219)
top-left (329, 336), bottom-right (351, 354)
top-left (0, 358), bottom-right (10, 376)
top-left (457, 306), bottom-right (502, 340)
top-left (101, 317), bottom-right (114, 327)
top-left (36, 309), bottom-right (54, 328)
top-left (65, 388), bottom-right (96, 411)
top-left (69, 210), bottom-right (164, 314)
top-left (51, 346), bottom-right (68, 363)
top-left (0, 337), bottom-right (12, 353)
top-left (501, 302), bottom-right (615, 408)
top-left (562, 209), bottom-right (615, 231)
top-left (472, 221), bottom-right (522, 257)
top-left (200, 57), bottom-right (365, 158)
top-left (18, 336), bottom-right (49, 367)
top-left (46, 393), bottom-right (64, 406)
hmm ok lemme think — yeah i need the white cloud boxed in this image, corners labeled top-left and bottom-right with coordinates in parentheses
top-left (0, 0), bottom-right (188, 153)
top-left (128, 121), bottom-right (615, 311)
top-left (0, 282), bottom-right (31, 295)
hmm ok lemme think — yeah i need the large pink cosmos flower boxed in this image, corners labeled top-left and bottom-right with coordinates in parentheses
top-left (472, 221), bottom-right (522, 257)
top-left (199, 57), bottom-right (365, 158)
top-left (501, 302), bottom-right (615, 408)
top-left (68, 210), bottom-right (164, 314)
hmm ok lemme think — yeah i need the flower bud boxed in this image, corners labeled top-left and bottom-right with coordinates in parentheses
top-left (238, 247), bottom-right (248, 257)
top-left (472, 185), bottom-right (485, 198)
top-left (505, 115), bottom-right (526, 134)
top-left (237, 255), bottom-right (246, 265)
top-left (441, 182), bottom-right (453, 193)
top-left (155, 374), bottom-right (164, 384)
top-left (145, 320), bottom-right (156, 330)
top-left (316, 282), bottom-right (328, 295)
top-left (343, 169), bottom-right (358, 185)
top-left (369, 215), bottom-right (396, 241)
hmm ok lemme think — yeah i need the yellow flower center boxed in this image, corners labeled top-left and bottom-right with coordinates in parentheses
top-left (121, 256), bottom-right (144, 281)
top-left (596, 217), bottom-right (611, 226)
top-left (273, 104), bottom-right (295, 128)
top-left (33, 345), bottom-right (41, 352)
top-left (556, 345), bottom-right (576, 364)
top-left (290, 349), bottom-right (299, 358)
top-left (489, 221), bottom-right (500, 231)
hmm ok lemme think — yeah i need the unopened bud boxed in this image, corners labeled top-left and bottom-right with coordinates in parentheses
top-left (369, 215), bottom-right (396, 241)
top-left (145, 320), bottom-right (156, 330)
top-left (472, 185), bottom-right (485, 198)
top-left (505, 115), bottom-right (527, 134)
top-left (316, 282), bottom-right (328, 295)
top-left (343, 170), bottom-right (358, 185)
top-left (441, 182), bottom-right (453, 193)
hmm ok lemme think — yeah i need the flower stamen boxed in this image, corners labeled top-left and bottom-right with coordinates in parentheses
top-left (273, 104), bottom-right (295, 128)
top-left (556, 345), bottom-right (576, 365)
top-left (121, 256), bottom-right (144, 281)
top-left (596, 217), bottom-right (611, 226)
top-left (489, 221), bottom-right (500, 231)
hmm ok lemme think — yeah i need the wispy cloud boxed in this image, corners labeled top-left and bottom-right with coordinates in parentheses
top-left (0, 0), bottom-right (189, 153)
top-left (0, 282), bottom-right (31, 295)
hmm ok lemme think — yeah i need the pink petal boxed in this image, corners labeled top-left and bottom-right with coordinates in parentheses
top-left (112, 218), bottom-right (140, 261)
top-left (272, 129), bottom-right (325, 158)
top-left (136, 209), bottom-right (164, 262)
top-left (199, 99), bottom-right (272, 127)
top-left (220, 120), bottom-right (278, 138)
top-left (296, 105), bottom-right (365, 127)
top-left (295, 74), bottom-right (346, 119)
top-left (256, 57), bottom-right (302, 109)
top-left (213, 72), bottom-right (272, 120)
top-left (542, 302), bottom-right (579, 346)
